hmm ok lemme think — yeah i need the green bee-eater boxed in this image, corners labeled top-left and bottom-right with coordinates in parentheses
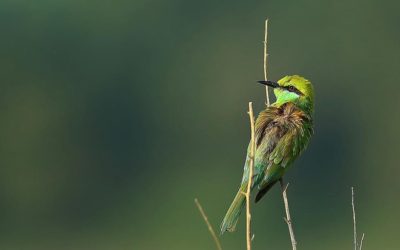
top-left (221, 75), bottom-right (314, 234)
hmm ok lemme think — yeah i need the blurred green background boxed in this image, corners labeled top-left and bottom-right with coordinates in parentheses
top-left (1, 0), bottom-right (399, 249)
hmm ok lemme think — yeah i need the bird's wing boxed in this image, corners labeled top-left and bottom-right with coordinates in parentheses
top-left (240, 106), bottom-right (284, 187)
top-left (268, 121), bottom-right (313, 168)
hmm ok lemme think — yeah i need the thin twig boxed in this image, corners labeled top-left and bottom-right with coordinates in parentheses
top-left (194, 198), bottom-right (222, 250)
top-left (245, 102), bottom-right (256, 250)
top-left (359, 233), bottom-right (365, 250)
top-left (352, 187), bottom-right (357, 250)
top-left (263, 19), bottom-right (270, 106)
top-left (280, 179), bottom-right (297, 250)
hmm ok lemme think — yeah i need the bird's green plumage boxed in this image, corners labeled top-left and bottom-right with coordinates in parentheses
top-left (221, 75), bottom-right (314, 234)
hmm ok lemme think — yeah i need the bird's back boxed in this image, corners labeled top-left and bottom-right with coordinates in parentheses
top-left (241, 102), bottom-right (313, 200)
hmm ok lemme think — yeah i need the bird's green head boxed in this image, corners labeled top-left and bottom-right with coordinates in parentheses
top-left (258, 75), bottom-right (314, 113)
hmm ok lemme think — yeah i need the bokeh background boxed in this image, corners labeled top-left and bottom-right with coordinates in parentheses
top-left (1, 0), bottom-right (400, 249)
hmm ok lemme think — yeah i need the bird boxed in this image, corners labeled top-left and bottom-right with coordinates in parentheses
top-left (220, 75), bottom-right (314, 234)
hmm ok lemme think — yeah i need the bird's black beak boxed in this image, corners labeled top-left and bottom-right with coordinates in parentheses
top-left (257, 80), bottom-right (279, 88)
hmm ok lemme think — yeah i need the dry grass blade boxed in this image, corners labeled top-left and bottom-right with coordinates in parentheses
top-left (359, 233), bottom-right (365, 250)
top-left (194, 198), bottom-right (222, 250)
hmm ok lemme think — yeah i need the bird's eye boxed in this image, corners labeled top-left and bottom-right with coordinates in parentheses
top-left (288, 86), bottom-right (295, 91)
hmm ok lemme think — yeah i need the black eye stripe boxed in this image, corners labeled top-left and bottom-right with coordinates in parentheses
top-left (284, 85), bottom-right (303, 95)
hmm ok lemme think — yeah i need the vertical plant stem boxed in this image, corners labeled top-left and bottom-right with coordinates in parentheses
top-left (264, 19), bottom-right (270, 106)
top-left (280, 179), bottom-right (297, 250)
top-left (245, 102), bottom-right (256, 250)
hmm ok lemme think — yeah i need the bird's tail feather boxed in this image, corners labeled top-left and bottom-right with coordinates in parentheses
top-left (220, 185), bottom-right (247, 234)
